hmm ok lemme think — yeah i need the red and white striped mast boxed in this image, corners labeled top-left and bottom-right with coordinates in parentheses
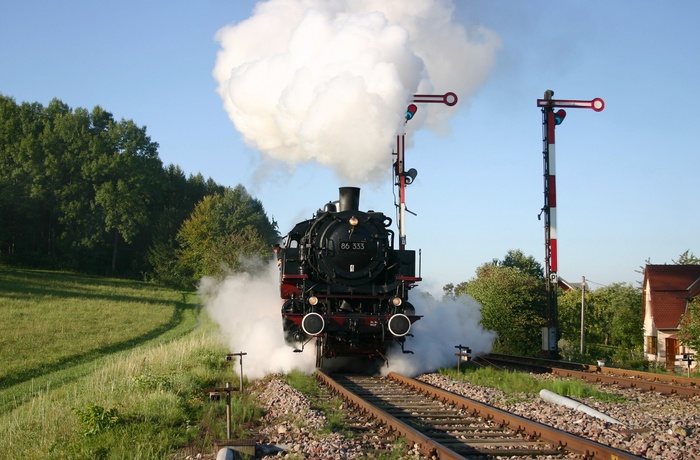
top-left (537, 89), bottom-right (604, 357)
top-left (396, 92), bottom-right (458, 250)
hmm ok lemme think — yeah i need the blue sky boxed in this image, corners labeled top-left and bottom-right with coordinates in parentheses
top-left (2, 1), bottom-right (698, 295)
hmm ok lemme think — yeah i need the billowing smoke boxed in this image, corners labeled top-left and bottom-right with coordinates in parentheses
top-left (200, 262), bottom-right (316, 379)
top-left (201, 261), bottom-right (495, 379)
top-left (204, 0), bottom-right (501, 378)
top-left (213, 0), bottom-right (500, 183)
top-left (383, 293), bottom-right (497, 376)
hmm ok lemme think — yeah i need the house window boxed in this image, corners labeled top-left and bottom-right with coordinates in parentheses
top-left (646, 336), bottom-right (657, 354)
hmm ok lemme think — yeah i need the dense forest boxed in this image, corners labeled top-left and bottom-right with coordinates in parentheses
top-left (0, 95), bottom-right (279, 288)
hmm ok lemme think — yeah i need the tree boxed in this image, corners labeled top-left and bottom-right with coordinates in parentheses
top-left (676, 251), bottom-right (700, 350)
top-left (591, 283), bottom-right (643, 348)
top-left (557, 287), bottom-right (592, 352)
top-left (458, 261), bottom-right (547, 356)
top-left (0, 95), bottom-right (31, 257)
top-left (442, 283), bottom-right (455, 299)
top-left (1, 95), bottom-right (278, 282)
top-left (673, 250), bottom-right (700, 265)
top-left (175, 186), bottom-right (279, 288)
top-left (147, 166), bottom-right (226, 285)
top-left (175, 194), bottom-right (217, 283)
top-left (91, 117), bottom-right (163, 274)
top-left (492, 249), bottom-right (545, 281)
top-left (679, 298), bottom-right (700, 352)
top-left (47, 104), bottom-right (110, 263)
top-left (558, 282), bottom-right (642, 364)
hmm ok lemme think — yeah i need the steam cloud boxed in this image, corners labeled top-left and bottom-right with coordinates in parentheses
top-left (201, 262), bottom-right (496, 379)
top-left (200, 262), bottom-right (317, 379)
top-left (213, 0), bottom-right (500, 183)
top-left (383, 294), bottom-right (497, 376)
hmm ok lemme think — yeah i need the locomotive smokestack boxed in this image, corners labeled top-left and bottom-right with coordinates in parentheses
top-left (338, 187), bottom-right (360, 212)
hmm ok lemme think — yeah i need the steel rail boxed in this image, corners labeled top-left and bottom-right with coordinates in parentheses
top-left (482, 353), bottom-right (700, 397)
top-left (317, 370), bottom-right (644, 459)
top-left (389, 372), bottom-right (644, 460)
top-left (316, 370), bottom-right (467, 460)
top-left (580, 365), bottom-right (698, 388)
top-left (550, 368), bottom-right (700, 397)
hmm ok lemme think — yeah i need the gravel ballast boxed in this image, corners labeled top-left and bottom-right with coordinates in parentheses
top-left (244, 372), bottom-right (700, 459)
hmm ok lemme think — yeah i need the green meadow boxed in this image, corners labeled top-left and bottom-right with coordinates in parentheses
top-left (0, 266), bottom-right (258, 459)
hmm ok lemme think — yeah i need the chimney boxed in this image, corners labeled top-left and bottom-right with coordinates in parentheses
top-left (338, 187), bottom-right (360, 212)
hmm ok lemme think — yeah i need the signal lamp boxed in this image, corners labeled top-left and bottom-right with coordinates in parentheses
top-left (308, 296), bottom-right (319, 306)
top-left (554, 109), bottom-right (566, 125)
top-left (405, 104), bottom-right (417, 121)
top-left (391, 296), bottom-right (402, 307)
top-left (404, 168), bottom-right (417, 185)
top-left (349, 216), bottom-right (358, 226)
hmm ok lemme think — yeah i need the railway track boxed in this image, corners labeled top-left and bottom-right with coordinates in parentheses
top-left (479, 353), bottom-right (700, 397)
top-left (316, 370), bottom-right (643, 459)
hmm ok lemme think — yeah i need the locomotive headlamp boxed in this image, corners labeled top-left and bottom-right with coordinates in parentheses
top-left (388, 314), bottom-right (411, 337)
top-left (348, 216), bottom-right (359, 226)
top-left (391, 296), bottom-right (402, 307)
top-left (308, 296), bottom-right (319, 306)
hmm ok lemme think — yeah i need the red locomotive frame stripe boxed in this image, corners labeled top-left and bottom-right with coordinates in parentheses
top-left (396, 276), bottom-right (422, 282)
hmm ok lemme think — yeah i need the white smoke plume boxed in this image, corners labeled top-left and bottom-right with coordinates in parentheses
top-left (213, 0), bottom-right (500, 183)
top-left (383, 293), bottom-right (497, 376)
top-left (201, 261), bottom-right (496, 379)
top-left (200, 262), bottom-right (317, 379)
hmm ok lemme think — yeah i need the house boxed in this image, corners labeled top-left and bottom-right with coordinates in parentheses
top-left (558, 277), bottom-right (588, 292)
top-left (642, 264), bottom-right (700, 371)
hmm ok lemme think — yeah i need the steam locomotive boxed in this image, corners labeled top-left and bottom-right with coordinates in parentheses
top-left (278, 187), bottom-right (422, 367)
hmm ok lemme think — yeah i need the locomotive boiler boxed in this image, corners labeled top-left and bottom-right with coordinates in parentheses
top-left (278, 187), bottom-right (421, 367)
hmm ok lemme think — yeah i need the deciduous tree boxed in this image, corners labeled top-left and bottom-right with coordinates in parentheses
top-left (679, 298), bottom-right (700, 352)
top-left (175, 186), bottom-right (278, 287)
top-left (456, 255), bottom-right (547, 356)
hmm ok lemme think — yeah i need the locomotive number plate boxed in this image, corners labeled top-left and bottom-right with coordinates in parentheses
top-left (340, 241), bottom-right (366, 251)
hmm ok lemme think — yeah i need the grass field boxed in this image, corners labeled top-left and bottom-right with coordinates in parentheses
top-left (0, 266), bottom-right (257, 459)
top-left (0, 266), bottom-right (200, 412)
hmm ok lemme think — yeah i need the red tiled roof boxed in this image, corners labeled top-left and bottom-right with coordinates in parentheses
top-left (689, 276), bottom-right (700, 298)
top-left (645, 265), bottom-right (700, 291)
top-left (650, 291), bottom-right (689, 329)
top-left (644, 265), bottom-right (700, 330)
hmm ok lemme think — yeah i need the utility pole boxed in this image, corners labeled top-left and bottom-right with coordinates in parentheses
top-left (580, 276), bottom-right (586, 354)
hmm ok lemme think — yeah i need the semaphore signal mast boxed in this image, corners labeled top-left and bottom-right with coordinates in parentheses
top-left (395, 92), bottom-right (458, 250)
top-left (537, 89), bottom-right (604, 358)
